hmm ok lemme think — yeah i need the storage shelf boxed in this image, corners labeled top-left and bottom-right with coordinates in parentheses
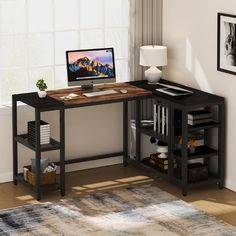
top-left (16, 174), bottom-right (60, 193)
top-left (15, 134), bottom-right (61, 152)
top-left (127, 158), bottom-right (168, 178)
top-left (188, 177), bottom-right (220, 188)
top-left (172, 170), bottom-right (220, 187)
top-left (188, 121), bottom-right (220, 131)
top-left (138, 126), bottom-right (168, 143)
top-left (174, 145), bottom-right (218, 160)
top-left (141, 159), bottom-right (168, 175)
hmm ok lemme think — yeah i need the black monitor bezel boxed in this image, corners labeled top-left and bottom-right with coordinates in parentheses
top-left (65, 47), bottom-right (116, 84)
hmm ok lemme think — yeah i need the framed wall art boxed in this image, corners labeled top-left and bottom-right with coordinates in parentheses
top-left (217, 13), bottom-right (236, 75)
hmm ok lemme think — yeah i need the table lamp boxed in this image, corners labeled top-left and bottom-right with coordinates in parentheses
top-left (140, 45), bottom-right (167, 83)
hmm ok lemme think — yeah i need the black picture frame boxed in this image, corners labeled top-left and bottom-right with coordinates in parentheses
top-left (217, 13), bottom-right (236, 75)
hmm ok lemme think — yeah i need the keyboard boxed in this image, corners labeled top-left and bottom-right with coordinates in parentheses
top-left (83, 89), bottom-right (118, 97)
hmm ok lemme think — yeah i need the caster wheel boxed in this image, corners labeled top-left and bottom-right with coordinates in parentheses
top-left (123, 162), bottom-right (128, 167)
top-left (182, 189), bottom-right (187, 196)
top-left (218, 182), bottom-right (224, 189)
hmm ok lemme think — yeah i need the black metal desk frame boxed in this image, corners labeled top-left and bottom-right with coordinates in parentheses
top-left (12, 92), bottom-right (150, 200)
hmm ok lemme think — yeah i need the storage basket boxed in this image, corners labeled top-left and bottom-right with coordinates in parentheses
top-left (188, 163), bottom-right (208, 183)
top-left (24, 165), bottom-right (56, 186)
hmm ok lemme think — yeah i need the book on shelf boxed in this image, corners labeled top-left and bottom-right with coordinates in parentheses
top-left (153, 104), bottom-right (168, 135)
top-left (188, 118), bottom-right (213, 126)
top-left (28, 120), bottom-right (50, 127)
top-left (28, 126), bottom-right (50, 130)
top-left (153, 104), bottom-right (157, 131)
top-left (28, 129), bottom-right (50, 135)
top-left (27, 120), bottom-right (50, 145)
top-left (188, 110), bottom-right (213, 120)
top-left (158, 162), bottom-right (177, 170)
top-left (157, 104), bottom-right (161, 133)
top-left (161, 106), bottom-right (165, 135)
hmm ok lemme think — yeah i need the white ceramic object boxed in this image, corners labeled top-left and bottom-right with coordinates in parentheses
top-left (158, 153), bottom-right (168, 159)
top-left (156, 145), bottom-right (168, 153)
top-left (145, 66), bottom-right (162, 83)
top-left (38, 90), bottom-right (47, 98)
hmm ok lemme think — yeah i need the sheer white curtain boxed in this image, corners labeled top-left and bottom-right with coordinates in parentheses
top-left (0, 0), bottom-right (130, 105)
top-left (129, 0), bottom-right (163, 81)
top-left (129, 0), bottom-right (163, 119)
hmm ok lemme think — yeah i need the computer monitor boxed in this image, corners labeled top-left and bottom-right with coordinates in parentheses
top-left (66, 48), bottom-right (116, 90)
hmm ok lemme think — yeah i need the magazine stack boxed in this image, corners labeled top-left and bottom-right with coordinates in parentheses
top-left (28, 120), bottom-right (50, 145)
top-left (145, 153), bottom-right (177, 170)
top-left (188, 110), bottom-right (213, 126)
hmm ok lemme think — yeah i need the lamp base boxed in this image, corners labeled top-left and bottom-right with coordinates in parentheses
top-left (145, 66), bottom-right (162, 83)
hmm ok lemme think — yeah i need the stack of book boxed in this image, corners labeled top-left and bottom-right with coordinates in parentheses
top-left (145, 153), bottom-right (177, 170)
top-left (188, 110), bottom-right (213, 126)
top-left (153, 103), bottom-right (168, 135)
top-left (28, 120), bottom-right (50, 145)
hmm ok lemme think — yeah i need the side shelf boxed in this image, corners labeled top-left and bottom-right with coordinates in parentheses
top-left (132, 81), bottom-right (225, 196)
top-left (174, 145), bottom-right (219, 160)
top-left (15, 134), bottom-right (61, 152)
top-left (188, 121), bottom-right (220, 131)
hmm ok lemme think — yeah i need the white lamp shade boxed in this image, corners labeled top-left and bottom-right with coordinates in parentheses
top-left (140, 45), bottom-right (167, 67)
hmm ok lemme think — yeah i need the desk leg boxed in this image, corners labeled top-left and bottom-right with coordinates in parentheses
top-left (181, 109), bottom-right (188, 196)
top-left (218, 102), bottom-right (225, 189)
top-left (60, 108), bottom-right (65, 196)
top-left (136, 100), bottom-right (141, 163)
top-left (35, 109), bottom-right (41, 201)
top-left (12, 96), bottom-right (18, 185)
top-left (123, 101), bottom-right (128, 166)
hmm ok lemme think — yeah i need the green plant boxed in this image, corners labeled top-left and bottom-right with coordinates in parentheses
top-left (36, 79), bottom-right (47, 91)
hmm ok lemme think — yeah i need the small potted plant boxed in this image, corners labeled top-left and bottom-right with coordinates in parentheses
top-left (36, 79), bottom-right (47, 98)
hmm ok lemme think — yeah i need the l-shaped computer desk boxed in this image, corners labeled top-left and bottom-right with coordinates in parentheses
top-left (12, 80), bottom-right (225, 200)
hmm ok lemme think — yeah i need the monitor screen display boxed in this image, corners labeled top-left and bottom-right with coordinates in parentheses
top-left (66, 48), bottom-right (116, 84)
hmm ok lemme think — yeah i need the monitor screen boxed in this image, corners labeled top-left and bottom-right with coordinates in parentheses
top-left (66, 48), bottom-right (116, 86)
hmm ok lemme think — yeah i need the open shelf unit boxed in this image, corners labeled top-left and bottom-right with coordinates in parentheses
top-left (129, 79), bottom-right (225, 196)
top-left (12, 93), bottom-right (65, 201)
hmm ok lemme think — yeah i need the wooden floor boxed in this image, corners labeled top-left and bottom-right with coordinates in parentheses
top-left (1, 164), bottom-right (236, 227)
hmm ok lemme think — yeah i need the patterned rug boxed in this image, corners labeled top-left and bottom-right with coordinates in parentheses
top-left (0, 185), bottom-right (236, 236)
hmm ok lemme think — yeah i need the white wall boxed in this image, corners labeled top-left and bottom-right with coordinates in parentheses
top-left (0, 103), bottom-right (123, 183)
top-left (163, 0), bottom-right (236, 191)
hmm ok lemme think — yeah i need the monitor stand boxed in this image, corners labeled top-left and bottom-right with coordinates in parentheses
top-left (81, 84), bottom-right (100, 93)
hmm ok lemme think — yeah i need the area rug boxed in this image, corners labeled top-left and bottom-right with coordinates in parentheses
top-left (0, 185), bottom-right (236, 236)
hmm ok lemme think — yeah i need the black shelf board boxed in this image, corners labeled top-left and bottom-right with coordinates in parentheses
top-left (15, 134), bottom-right (61, 152)
top-left (174, 145), bottom-right (218, 160)
top-left (128, 158), bottom-right (182, 186)
top-left (187, 177), bottom-right (220, 188)
top-left (13, 92), bottom-right (63, 110)
top-left (141, 159), bottom-right (168, 175)
top-left (172, 170), bottom-right (220, 187)
top-left (188, 121), bottom-right (220, 131)
top-left (138, 126), bottom-right (168, 143)
top-left (16, 174), bottom-right (60, 193)
top-left (127, 158), bottom-right (169, 179)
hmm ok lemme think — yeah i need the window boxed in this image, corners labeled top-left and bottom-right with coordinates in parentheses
top-left (0, 0), bottom-right (130, 104)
